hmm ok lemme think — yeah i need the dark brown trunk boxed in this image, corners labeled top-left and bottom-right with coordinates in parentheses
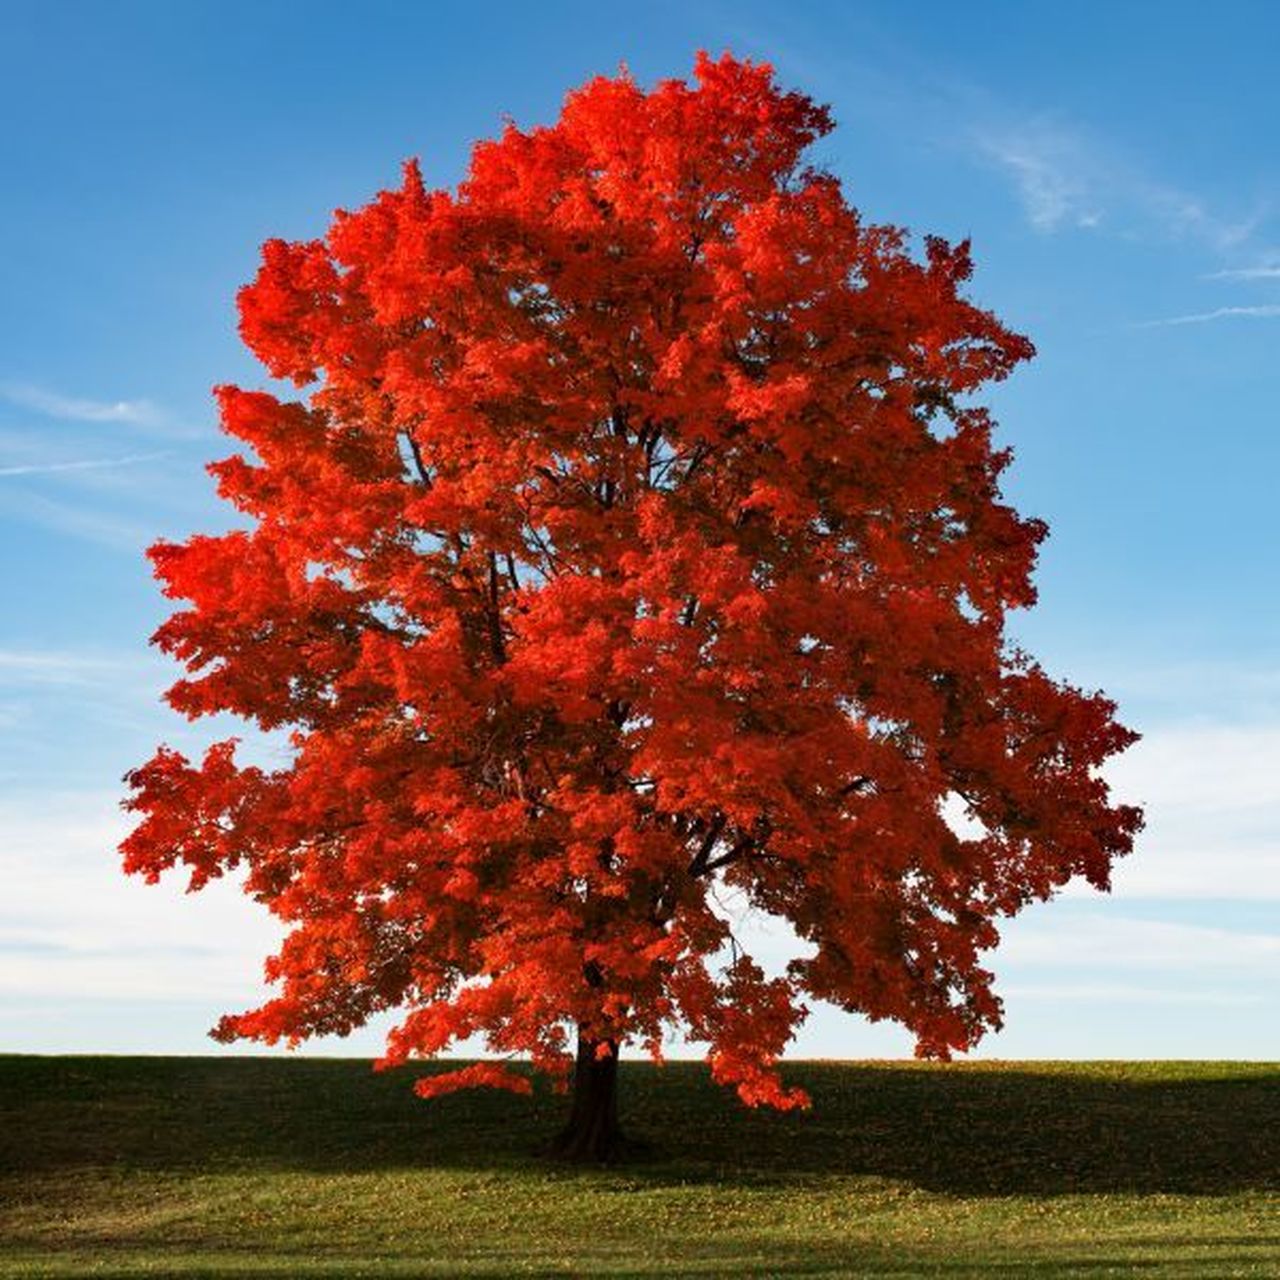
top-left (548, 1032), bottom-right (624, 1163)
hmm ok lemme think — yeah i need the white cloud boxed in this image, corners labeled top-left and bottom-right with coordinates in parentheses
top-left (1136, 304), bottom-right (1280, 327)
top-left (1109, 722), bottom-right (1280, 816)
top-left (0, 650), bottom-right (130, 678)
top-left (1206, 264), bottom-right (1280, 280)
top-left (0, 383), bottom-right (166, 427)
top-left (1140, 187), bottom-right (1262, 253)
top-left (0, 948), bottom-right (257, 1002)
top-left (2, 705), bottom-right (1277, 1056)
top-left (0, 383), bottom-right (211, 443)
top-left (1106, 659), bottom-right (1280, 718)
top-left (0, 788), bottom-right (434, 1056)
top-left (1093, 720), bottom-right (1280, 900)
top-left (975, 118), bottom-right (1268, 259)
top-left (0, 484), bottom-right (159, 550)
top-left (968, 90), bottom-right (1278, 339)
top-left (977, 124), bottom-right (1101, 232)
top-left (998, 914), bottom-right (1280, 970)
top-left (0, 451), bottom-right (169, 478)
top-left (998, 983), bottom-right (1264, 1006)
top-left (1105, 845), bottom-right (1280, 899)
top-left (0, 650), bottom-right (162, 695)
top-left (2, 779), bottom-right (1275, 1058)
top-left (0, 790), bottom-right (283, 1006)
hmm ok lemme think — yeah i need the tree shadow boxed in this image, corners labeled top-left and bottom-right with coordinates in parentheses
top-left (18, 1242), bottom-right (1280, 1280)
top-left (2, 1055), bottom-right (1276, 1197)
top-left (623, 1060), bottom-right (1280, 1196)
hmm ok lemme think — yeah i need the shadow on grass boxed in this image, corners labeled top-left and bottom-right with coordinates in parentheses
top-left (17, 1257), bottom-right (1280, 1279)
top-left (1, 1056), bottom-right (1276, 1197)
top-left (11, 1236), bottom-right (1280, 1280)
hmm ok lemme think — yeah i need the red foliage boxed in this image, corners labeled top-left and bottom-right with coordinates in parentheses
top-left (122, 53), bottom-right (1141, 1112)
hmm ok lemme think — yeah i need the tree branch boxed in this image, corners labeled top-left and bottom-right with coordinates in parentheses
top-left (686, 812), bottom-right (727, 878)
top-left (486, 551), bottom-right (507, 664)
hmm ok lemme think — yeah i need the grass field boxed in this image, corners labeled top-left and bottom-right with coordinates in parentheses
top-left (0, 1055), bottom-right (1276, 1277)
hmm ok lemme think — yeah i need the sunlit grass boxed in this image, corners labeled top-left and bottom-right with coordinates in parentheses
top-left (1, 1056), bottom-right (1275, 1276)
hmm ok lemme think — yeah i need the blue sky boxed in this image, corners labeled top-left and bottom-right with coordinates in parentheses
top-left (2, 0), bottom-right (1277, 1061)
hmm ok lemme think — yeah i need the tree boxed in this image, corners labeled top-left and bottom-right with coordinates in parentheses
top-left (122, 52), bottom-right (1143, 1162)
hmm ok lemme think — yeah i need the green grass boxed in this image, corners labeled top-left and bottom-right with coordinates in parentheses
top-left (1, 1056), bottom-right (1276, 1277)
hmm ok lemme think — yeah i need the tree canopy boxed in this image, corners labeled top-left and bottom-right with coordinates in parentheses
top-left (122, 52), bottom-right (1142, 1157)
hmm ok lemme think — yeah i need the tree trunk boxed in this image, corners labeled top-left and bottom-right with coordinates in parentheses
top-left (548, 1032), bottom-right (624, 1163)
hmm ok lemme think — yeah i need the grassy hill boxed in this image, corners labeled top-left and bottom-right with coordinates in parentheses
top-left (0, 1056), bottom-right (1276, 1277)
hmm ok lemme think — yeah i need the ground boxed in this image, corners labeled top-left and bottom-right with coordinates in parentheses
top-left (0, 1056), bottom-right (1275, 1277)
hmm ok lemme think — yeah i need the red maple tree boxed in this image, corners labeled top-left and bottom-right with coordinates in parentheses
top-left (122, 53), bottom-right (1142, 1160)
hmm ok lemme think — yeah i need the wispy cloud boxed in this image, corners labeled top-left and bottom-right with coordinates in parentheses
top-left (728, 12), bottom-right (1279, 338)
top-left (974, 118), bottom-right (1267, 257)
top-left (1141, 187), bottom-right (1262, 254)
top-left (1000, 914), bottom-right (1280, 970)
top-left (1135, 304), bottom-right (1280, 328)
top-left (1103, 658), bottom-right (1280, 720)
top-left (0, 650), bottom-right (147, 686)
top-left (974, 112), bottom-right (1279, 333)
top-left (1206, 264), bottom-right (1280, 280)
top-left (976, 124), bottom-right (1101, 232)
top-left (0, 450), bottom-right (169, 478)
top-left (0, 485), bottom-right (158, 551)
top-left (0, 383), bottom-right (166, 427)
top-left (0, 382), bottom-right (211, 442)
top-left (1087, 720), bottom-right (1280, 901)
top-left (999, 983), bottom-right (1264, 1006)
